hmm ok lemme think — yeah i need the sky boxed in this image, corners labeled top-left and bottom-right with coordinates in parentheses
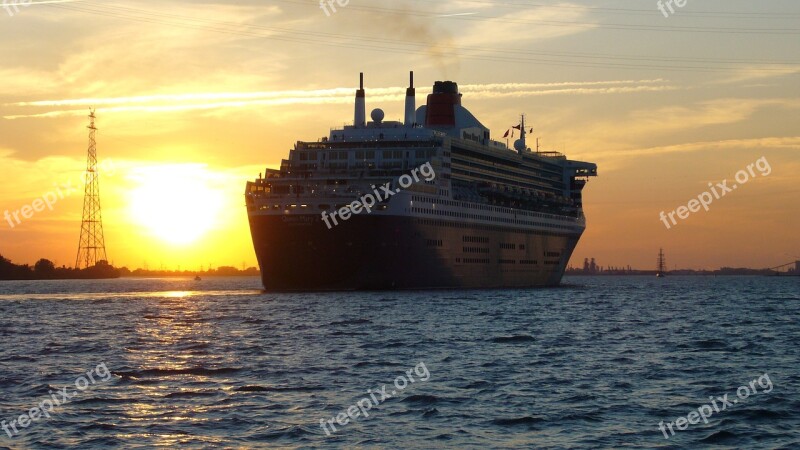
top-left (1, 0), bottom-right (799, 271)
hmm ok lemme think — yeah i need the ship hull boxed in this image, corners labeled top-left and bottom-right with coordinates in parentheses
top-left (248, 214), bottom-right (581, 291)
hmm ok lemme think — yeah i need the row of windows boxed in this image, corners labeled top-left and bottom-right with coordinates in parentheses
top-left (418, 239), bottom-right (534, 254)
top-left (257, 203), bottom-right (390, 212)
top-left (545, 251), bottom-right (562, 257)
top-left (383, 150), bottom-right (405, 159)
top-left (411, 195), bottom-right (577, 223)
top-left (415, 218), bottom-right (574, 238)
top-left (455, 258), bottom-right (548, 266)
top-left (292, 161), bottom-right (441, 172)
top-left (463, 236), bottom-right (490, 243)
top-left (355, 151), bottom-right (377, 159)
top-left (451, 167), bottom-right (561, 195)
top-left (452, 155), bottom-right (561, 187)
top-left (296, 149), bottom-right (436, 161)
top-left (461, 258), bottom-right (490, 264)
top-left (455, 146), bottom-right (562, 177)
top-left (410, 207), bottom-right (577, 231)
top-left (414, 195), bottom-right (511, 214)
top-left (463, 247), bottom-right (490, 254)
top-left (417, 149), bottom-right (437, 158)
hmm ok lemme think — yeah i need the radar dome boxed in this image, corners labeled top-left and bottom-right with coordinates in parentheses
top-left (514, 139), bottom-right (526, 151)
top-left (371, 108), bottom-right (385, 123)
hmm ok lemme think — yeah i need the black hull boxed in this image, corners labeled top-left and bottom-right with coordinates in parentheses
top-left (248, 214), bottom-right (582, 291)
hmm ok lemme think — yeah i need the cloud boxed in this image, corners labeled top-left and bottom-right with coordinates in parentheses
top-left (565, 97), bottom-right (800, 154)
top-left (717, 65), bottom-right (800, 84)
top-left (589, 136), bottom-right (800, 160)
top-left (451, 2), bottom-right (596, 47)
top-left (4, 79), bottom-right (675, 119)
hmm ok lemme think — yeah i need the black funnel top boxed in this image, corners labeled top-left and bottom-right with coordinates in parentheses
top-left (432, 81), bottom-right (459, 95)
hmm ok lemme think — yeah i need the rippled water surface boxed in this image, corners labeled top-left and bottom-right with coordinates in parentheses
top-left (0, 276), bottom-right (798, 449)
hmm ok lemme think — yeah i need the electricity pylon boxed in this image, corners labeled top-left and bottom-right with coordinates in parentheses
top-left (75, 109), bottom-right (108, 268)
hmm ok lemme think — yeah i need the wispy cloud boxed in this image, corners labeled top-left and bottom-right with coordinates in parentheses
top-left (3, 0), bottom-right (82, 6)
top-left (592, 136), bottom-right (800, 159)
top-left (717, 65), bottom-right (800, 84)
top-left (4, 79), bottom-right (674, 119)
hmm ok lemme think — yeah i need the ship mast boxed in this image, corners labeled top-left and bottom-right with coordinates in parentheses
top-left (656, 248), bottom-right (667, 277)
top-left (513, 114), bottom-right (527, 155)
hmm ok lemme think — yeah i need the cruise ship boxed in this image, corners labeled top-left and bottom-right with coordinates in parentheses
top-left (246, 72), bottom-right (597, 290)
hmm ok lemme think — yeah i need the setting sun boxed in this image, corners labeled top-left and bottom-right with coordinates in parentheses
top-left (127, 165), bottom-right (225, 246)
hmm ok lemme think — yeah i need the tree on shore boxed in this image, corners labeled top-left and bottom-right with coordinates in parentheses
top-left (34, 259), bottom-right (56, 278)
top-left (0, 254), bottom-right (120, 280)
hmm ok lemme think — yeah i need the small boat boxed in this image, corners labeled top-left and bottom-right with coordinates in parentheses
top-left (194, 275), bottom-right (202, 281)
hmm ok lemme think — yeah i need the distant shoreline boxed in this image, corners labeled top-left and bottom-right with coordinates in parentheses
top-left (0, 254), bottom-right (259, 281)
top-left (566, 273), bottom-right (799, 277)
top-left (566, 268), bottom-right (798, 276)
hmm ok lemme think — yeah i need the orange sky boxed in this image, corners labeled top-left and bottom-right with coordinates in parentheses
top-left (1, 0), bottom-right (799, 271)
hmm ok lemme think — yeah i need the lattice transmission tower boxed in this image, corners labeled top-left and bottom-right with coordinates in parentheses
top-left (75, 109), bottom-right (108, 268)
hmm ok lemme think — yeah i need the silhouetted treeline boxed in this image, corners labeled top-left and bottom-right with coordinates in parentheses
top-left (122, 266), bottom-right (260, 277)
top-left (0, 255), bottom-right (260, 280)
top-left (0, 255), bottom-right (121, 280)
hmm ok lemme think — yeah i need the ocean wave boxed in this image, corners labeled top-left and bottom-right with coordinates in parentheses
top-left (489, 335), bottom-right (536, 343)
top-left (491, 416), bottom-right (545, 427)
top-left (700, 429), bottom-right (737, 443)
top-left (401, 394), bottom-right (439, 405)
top-left (113, 367), bottom-right (241, 378)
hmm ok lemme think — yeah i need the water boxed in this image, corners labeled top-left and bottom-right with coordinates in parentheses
top-left (0, 276), bottom-right (798, 449)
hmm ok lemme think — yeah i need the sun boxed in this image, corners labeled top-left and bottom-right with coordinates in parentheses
top-left (127, 165), bottom-right (226, 245)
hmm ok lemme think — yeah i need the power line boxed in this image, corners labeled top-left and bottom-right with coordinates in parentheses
top-left (395, 0), bottom-right (800, 18)
top-left (44, 3), bottom-right (800, 73)
top-left (274, 0), bottom-right (800, 32)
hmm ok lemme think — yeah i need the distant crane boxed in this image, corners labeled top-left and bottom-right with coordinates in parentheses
top-left (765, 253), bottom-right (799, 276)
top-left (766, 261), bottom-right (797, 272)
